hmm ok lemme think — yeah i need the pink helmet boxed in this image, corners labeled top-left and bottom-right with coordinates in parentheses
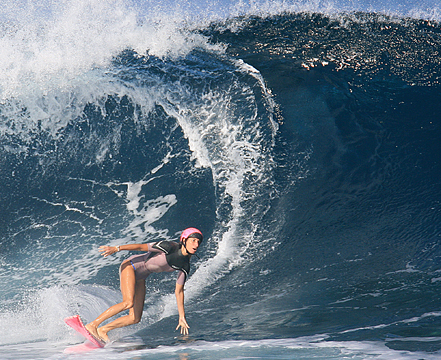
top-left (180, 227), bottom-right (203, 243)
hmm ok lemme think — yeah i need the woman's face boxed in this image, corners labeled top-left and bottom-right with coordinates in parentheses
top-left (185, 237), bottom-right (201, 254)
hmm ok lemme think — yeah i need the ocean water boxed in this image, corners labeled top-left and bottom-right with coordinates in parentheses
top-left (1, 0), bottom-right (441, 359)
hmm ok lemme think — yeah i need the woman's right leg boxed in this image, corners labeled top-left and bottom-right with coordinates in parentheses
top-left (85, 260), bottom-right (137, 341)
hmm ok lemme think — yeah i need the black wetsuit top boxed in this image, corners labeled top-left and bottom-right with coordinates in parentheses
top-left (152, 240), bottom-right (191, 280)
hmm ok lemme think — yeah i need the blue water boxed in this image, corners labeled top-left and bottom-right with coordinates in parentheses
top-left (1, 0), bottom-right (441, 359)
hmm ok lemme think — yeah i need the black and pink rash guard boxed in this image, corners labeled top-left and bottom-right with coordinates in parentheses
top-left (123, 241), bottom-right (190, 285)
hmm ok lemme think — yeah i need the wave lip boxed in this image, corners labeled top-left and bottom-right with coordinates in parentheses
top-left (0, 0), bottom-right (222, 100)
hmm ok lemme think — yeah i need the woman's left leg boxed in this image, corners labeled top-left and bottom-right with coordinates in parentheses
top-left (97, 279), bottom-right (146, 342)
top-left (85, 260), bottom-right (138, 341)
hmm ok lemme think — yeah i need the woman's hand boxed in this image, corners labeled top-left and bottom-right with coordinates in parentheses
top-left (176, 316), bottom-right (190, 335)
top-left (99, 245), bottom-right (119, 257)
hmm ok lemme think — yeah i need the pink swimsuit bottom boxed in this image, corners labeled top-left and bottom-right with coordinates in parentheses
top-left (123, 252), bottom-right (186, 285)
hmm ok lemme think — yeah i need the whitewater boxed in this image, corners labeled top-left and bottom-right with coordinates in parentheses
top-left (1, 0), bottom-right (441, 359)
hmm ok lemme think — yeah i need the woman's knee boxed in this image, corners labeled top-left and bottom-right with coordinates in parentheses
top-left (132, 314), bottom-right (142, 324)
top-left (121, 299), bottom-right (135, 310)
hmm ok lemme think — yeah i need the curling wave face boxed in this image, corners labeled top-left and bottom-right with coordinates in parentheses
top-left (1, 1), bottom-right (441, 358)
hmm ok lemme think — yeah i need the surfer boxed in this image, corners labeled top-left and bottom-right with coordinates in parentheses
top-left (84, 228), bottom-right (203, 343)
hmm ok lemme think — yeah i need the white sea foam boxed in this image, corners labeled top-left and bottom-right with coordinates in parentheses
top-left (152, 68), bottom-right (278, 324)
top-left (0, 285), bottom-right (120, 346)
top-left (0, 0), bottom-right (221, 101)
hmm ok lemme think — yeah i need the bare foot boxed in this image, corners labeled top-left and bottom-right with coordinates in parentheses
top-left (85, 323), bottom-right (103, 342)
top-left (97, 327), bottom-right (110, 343)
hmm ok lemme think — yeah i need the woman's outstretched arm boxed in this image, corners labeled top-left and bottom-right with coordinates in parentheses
top-left (99, 243), bottom-right (152, 257)
top-left (175, 283), bottom-right (190, 335)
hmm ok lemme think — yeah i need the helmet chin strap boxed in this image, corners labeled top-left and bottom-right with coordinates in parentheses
top-left (181, 239), bottom-right (200, 259)
top-left (181, 239), bottom-right (189, 253)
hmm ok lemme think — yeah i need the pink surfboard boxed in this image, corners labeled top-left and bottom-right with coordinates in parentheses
top-left (64, 315), bottom-right (105, 351)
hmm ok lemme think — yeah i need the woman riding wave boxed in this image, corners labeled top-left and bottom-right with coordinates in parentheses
top-left (85, 227), bottom-right (203, 343)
